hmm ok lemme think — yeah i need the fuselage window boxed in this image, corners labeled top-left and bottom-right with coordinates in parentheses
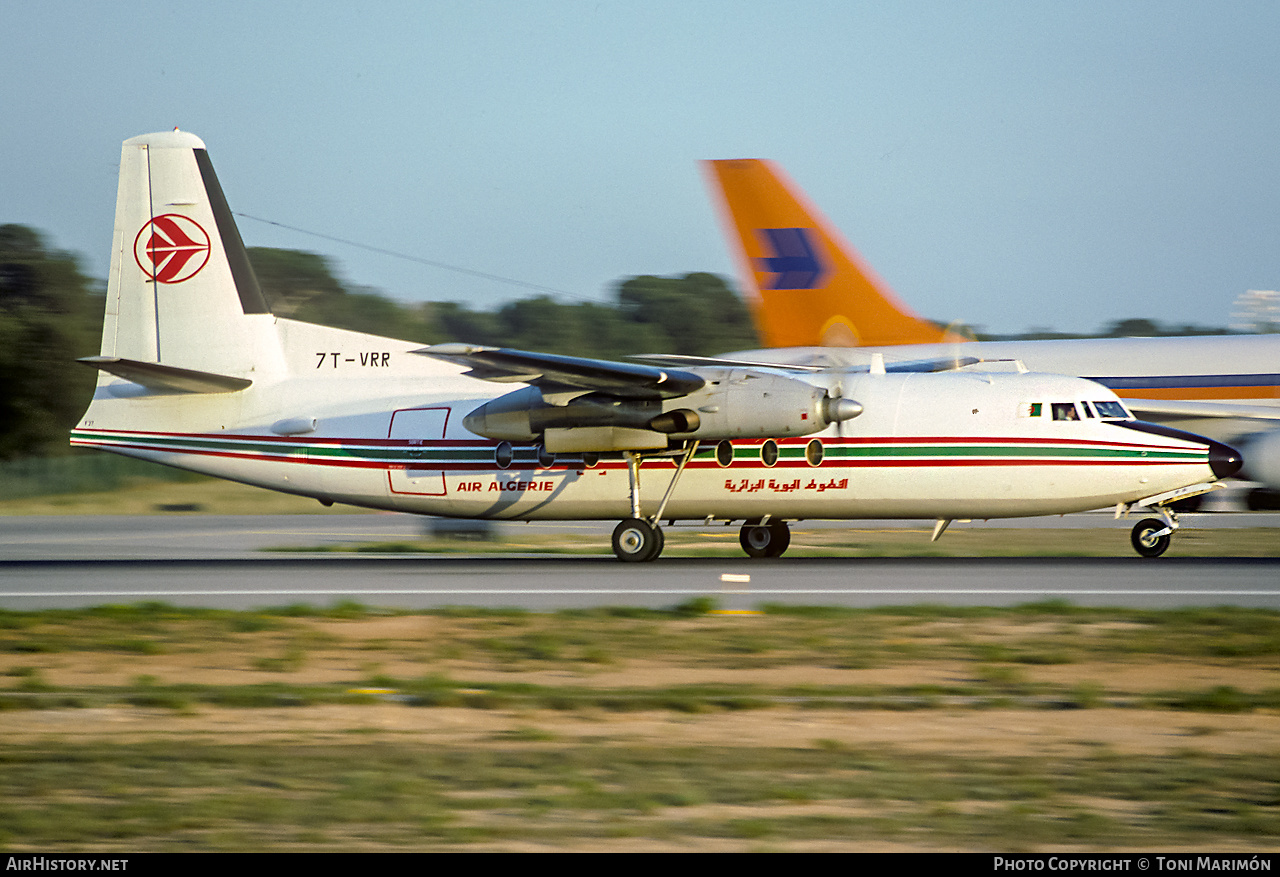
top-left (495, 441), bottom-right (514, 469)
top-left (1051, 403), bottom-right (1080, 421)
top-left (761, 439), bottom-right (779, 467)
top-left (805, 438), bottom-right (824, 467)
top-left (716, 440), bottom-right (734, 467)
top-left (1092, 401), bottom-right (1129, 419)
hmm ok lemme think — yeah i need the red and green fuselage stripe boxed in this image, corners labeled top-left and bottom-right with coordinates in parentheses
top-left (70, 428), bottom-right (1209, 471)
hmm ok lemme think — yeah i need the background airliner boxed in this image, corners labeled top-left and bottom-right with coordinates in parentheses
top-left (69, 131), bottom-right (1238, 561)
top-left (704, 159), bottom-right (1280, 506)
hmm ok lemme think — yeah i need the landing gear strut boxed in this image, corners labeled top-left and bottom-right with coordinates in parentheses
top-left (1124, 503), bottom-right (1178, 559)
top-left (1119, 481), bottom-right (1227, 558)
top-left (609, 442), bottom-right (698, 562)
top-left (739, 518), bottom-right (791, 558)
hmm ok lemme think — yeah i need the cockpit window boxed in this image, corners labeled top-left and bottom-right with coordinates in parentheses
top-left (1051, 402), bottom-right (1080, 421)
top-left (1092, 400), bottom-right (1129, 419)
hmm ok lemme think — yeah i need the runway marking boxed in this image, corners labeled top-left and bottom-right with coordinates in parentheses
top-left (3, 588), bottom-right (1278, 598)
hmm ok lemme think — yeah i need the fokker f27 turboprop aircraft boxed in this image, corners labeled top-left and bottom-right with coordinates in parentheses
top-left (704, 158), bottom-right (1280, 506)
top-left (72, 131), bottom-right (1241, 561)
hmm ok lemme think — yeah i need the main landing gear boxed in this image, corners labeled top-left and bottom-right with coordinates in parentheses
top-left (612, 517), bottom-right (664, 562)
top-left (608, 442), bottom-right (797, 562)
top-left (739, 518), bottom-right (791, 559)
top-left (610, 444), bottom-right (696, 563)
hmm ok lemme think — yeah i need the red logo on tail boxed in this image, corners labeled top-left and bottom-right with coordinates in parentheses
top-left (134, 215), bottom-right (211, 283)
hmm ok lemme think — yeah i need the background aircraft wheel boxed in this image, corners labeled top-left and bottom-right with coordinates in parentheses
top-left (739, 519), bottom-right (790, 558)
top-left (612, 518), bottom-right (662, 562)
top-left (1130, 518), bottom-right (1171, 558)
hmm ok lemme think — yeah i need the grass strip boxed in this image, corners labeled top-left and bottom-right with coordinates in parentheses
top-left (0, 740), bottom-right (1275, 851)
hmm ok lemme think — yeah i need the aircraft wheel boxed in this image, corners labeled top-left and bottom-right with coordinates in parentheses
top-left (613, 517), bottom-right (663, 562)
top-left (739, 519), bottom-right (790, 558)
top-left (1130, 518), bottom-right (1171, 558)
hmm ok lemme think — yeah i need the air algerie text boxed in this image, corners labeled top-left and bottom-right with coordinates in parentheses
top-left (455, 481), bottom-right (554, 492)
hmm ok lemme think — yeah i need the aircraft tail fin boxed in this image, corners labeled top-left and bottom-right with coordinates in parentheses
top-left (100, 130), bottom-right (275, 379)
top-left (704, 159), bottom-right (960, 348)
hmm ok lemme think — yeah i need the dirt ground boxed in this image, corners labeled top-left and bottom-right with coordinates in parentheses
top-left (5, 614), bottom-right (1277, 759)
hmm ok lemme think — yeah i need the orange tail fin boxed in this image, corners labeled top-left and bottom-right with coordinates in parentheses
top-left (705, 159), bottom-right (958, 348)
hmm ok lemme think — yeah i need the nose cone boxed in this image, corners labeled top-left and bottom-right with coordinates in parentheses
top-left (1109, 420), bottom-right (1242, 481)
top-left (1209, 440), bottom-right (1243, 480)
top-left (822, 396), bottom-right (863, 424)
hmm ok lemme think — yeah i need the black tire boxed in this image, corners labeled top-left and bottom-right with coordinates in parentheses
top-left (1247, 488), bottom-right (1280, 511)
top-left (612, 518), bottom-right (662, 562)
top-left (1130, 518), bottom-right (1171, 558)
top-left (739, 519), bottom-right (791, 558)
top-left (766, 519), bottom-right (791, 557)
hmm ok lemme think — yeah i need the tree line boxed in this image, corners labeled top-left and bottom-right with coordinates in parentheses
top-left (0, 226), bottom-right (758, 459)
top-left (1, 223), bottom-right (1257, 461)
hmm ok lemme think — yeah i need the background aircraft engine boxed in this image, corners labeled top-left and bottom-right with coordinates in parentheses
top-left (1237, 429), bottom-right (1280, 493)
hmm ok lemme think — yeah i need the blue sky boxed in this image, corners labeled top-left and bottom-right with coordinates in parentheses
top-left (3, 1), bottom-right (1278, 334)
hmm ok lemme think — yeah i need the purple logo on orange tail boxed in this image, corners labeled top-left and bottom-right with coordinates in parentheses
top-left (755, 228), bottom-right (827, 290)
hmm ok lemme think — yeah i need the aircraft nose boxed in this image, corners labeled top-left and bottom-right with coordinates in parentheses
top-left (1109, 420), bottom-right (1242, 480)
top-left (1209, 440), bottom-right (1243, 480)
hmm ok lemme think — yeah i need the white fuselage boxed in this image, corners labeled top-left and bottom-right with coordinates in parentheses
top-left (72, 317), bottom-right (1227, 523)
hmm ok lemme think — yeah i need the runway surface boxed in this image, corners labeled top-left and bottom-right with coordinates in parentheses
top-left (2, 514), bottom-right (1277, 611)
top-left (2, 512), bottom-right (1277, 560)
top-left (3, 556), bottom-right (1279, 610)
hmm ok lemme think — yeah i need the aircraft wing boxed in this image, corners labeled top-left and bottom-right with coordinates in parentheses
top-left (629, 353), bottom-right (824, 372)
top-left (1123, 399), bottom-right (1280, 422)
top-left (632, 353), bottom-right (985, 374)
top-left (413, 344), bottom-right (706, 400)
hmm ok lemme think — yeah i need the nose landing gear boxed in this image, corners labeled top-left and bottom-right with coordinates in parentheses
top-left (1130, 518), bottom-right (1172, 558)
top-left (1119, 481), bottom-right (1224, 558)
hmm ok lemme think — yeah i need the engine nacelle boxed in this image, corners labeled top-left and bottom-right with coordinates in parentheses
top-left (1237, 427), bottom-right (1280, 490)
top-left (461, 371), bottom-right (862, 451)
top-left (672, 371), bottom-right (857, 440)
top-left (462, 386), bottom-right (663, 441)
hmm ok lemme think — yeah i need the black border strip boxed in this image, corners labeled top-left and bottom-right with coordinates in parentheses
top-left (1089, 374), bottom-right (1280, 389)
top-left (193, 148), bottom-right (271, 315)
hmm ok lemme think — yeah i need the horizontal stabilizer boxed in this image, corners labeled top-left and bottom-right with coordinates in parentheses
top-left (78, 356), bottom-right (252, 394)
top-left (414, 344), bottom-right (705, 399)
